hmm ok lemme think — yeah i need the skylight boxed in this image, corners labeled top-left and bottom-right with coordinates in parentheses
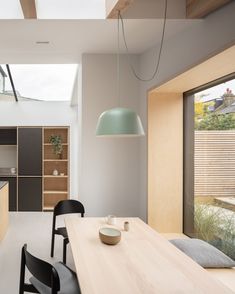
top-left (36, 0), bottom-right (105, 19)
top-left (0, 0), bottom-right (105, 19)
top-left (0, 64), bottom-right (78, 102)
top-left (0, 0), bottom-right (23, 19)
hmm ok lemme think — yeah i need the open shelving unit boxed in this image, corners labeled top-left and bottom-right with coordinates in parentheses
top-left (43, 127), bottom-right (69, 211)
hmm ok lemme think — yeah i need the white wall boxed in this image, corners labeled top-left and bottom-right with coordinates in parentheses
top-left (0, 146), bottom-right (17, 168)
top-left (79, 54), bottom-right (143, 217)
top-left (0, 101), bottom-right (78, 197)
top-left (138, 1), bottom-right (235, 221)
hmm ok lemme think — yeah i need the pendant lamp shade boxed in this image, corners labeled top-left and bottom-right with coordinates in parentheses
top-left (95, 11), bottom-right (145, 138)
top-left (96, 107), bottom-right (145, 137)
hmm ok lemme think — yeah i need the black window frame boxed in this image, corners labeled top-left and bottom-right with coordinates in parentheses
top-left (183, 72), bottom-right (235, 237)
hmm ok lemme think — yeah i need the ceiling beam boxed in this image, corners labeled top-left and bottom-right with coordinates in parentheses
top-left (186, 0), bottom-right (232, 18)
top-left (20, 0), bottom-right (37, 19)
top-left (106, 0), bottom-right (134, 19)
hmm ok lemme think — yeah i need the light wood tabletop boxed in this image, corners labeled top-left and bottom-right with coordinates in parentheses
top-left (65, 217), bottom-right (233, 294)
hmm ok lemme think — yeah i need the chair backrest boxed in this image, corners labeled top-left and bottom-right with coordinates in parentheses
top-left (54, 200), bottom-right (85, 217)
top-left (21, 244), bottom-right (60, 292)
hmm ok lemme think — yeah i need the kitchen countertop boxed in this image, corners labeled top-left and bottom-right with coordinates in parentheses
top-left (0, 174), bottom-right (17, 177)
top-left (0, 182), bottom-right (8, 190)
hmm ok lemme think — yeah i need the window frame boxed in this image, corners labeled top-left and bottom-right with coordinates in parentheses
top-left (183, 72), bottom-right (235, 237)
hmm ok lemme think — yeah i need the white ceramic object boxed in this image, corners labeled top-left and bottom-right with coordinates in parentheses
top-left (10, 167), bottom-right (16, 174)
top-left (124, 221), bottom-right (129, 231)
top-left (107, 215), bottom-right (116, 225)
top-left (53, 169), bottom-right (59, 176)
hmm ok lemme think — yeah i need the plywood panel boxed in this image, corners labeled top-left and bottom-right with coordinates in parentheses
top-left (44, 177), bottom-right (67, 192)
top-left (44, 193), bottom-right (67, 210)
top-left (20, 0), bottom-right (37, 19)
top-left (44, 161), bottom-right (68, 176)
top-left (44, 144), bottom-right (68, 160)
top-left (0, 183), bottom-right (9, 241)
top-left (187, 0), bottom-right (232, 19)
top-left (106, 0), bottom-right (118, 16)
top-left (152, 46), bottom-right (235, 94)
top-left (106, 0), bottom-right (134, 18)
top-left (43, 127), bottom-right (69, 210)
top-left (44, 128), bottom-right (68, 144)
top-left (148, 92), bottom-right (183, 233)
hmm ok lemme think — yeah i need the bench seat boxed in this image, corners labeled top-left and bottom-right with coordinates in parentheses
top-left (163, 233), bottom-right (235, 292)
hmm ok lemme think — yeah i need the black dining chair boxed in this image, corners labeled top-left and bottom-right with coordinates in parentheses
top-left (19, 244), bottom-right (81, 294)
top-left (50, 200), bottom-right (85, 264)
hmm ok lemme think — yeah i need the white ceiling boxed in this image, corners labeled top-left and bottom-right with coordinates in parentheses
top-left (0, 19), bottom-right (199, 63)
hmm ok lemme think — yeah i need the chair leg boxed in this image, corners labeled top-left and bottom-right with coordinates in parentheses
top-left (19, 247), bottom-right (26, 294)
top-left (51, 232), bottom-right (55, 258)
top-left (63, 238), bottom-right (69, 264)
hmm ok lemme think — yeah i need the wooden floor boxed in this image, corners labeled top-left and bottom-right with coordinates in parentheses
top-left (163, 233), bottom-right (235, 292)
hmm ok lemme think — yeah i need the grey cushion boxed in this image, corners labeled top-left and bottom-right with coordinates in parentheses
top-left (170, 238), bottom-right (235, 268)
top-left (30, 262), bottom-right (81, 294)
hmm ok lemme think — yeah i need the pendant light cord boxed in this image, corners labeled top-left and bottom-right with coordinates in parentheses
top-left (117, 10), bottom-right (121, 106)
top-left (118, 0), bottom-right (168, 82)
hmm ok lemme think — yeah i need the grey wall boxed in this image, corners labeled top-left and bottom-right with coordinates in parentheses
top-left (138, 0), bottom-right (235, 220)
top-left (79, 54), bottom-right (144, 217)
top-left (122, 0), bottom-right (186, 19)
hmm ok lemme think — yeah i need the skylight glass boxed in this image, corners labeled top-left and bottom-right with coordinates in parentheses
top-left (0, 0), bottom-right (105, 19)
top-left (0, 0), bottom-right (23, 19)
top-left (36, 0), bottom-right (105, 19)
top-left (0, 65), bottom-right (14, 101)
top-left (1, 64), bottom-right (78, 101)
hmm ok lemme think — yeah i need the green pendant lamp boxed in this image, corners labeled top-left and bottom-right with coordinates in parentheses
top-left (96, 107), bottom-right (144, 137)
top-left (96, 12), bottom-right (145, 137)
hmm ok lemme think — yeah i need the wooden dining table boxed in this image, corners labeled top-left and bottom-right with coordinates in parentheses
top-left (65, 217), bottom-right (233, 294)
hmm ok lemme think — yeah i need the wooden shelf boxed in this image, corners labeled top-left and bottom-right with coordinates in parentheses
top-left (44, 191), bottom-right (67, 194)
top-left (44, 143), bottom-right (68, 146)
top-left (44, 175), bottom-right (68, 178)
top-left (43, 127), bottom-right (69, 210)
top-left (44, 128), bottom-right (68, 144)
top-left (43, 206), bottom-right (54, 211)
top-left (43, 161), bottom-right (68, 176)
top-left (43, 159), bottom-right (68, 162)
top-left (18, 175), bottom-right (42, 178)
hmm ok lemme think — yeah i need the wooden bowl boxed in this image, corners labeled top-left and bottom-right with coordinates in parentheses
top-left (99, 227), bottom-right (121, 245)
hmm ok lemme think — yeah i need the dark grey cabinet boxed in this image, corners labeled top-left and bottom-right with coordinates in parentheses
top-left (18, 177), bottom-right (42, 211)
top-left (0, 126), bottom-right (68, 211)
top-left (18, 128), bottom-right (42, 176)
top-left (0, 177), bottom-right (17, 211)
top-left (0, 128), bottom-right (17, 145)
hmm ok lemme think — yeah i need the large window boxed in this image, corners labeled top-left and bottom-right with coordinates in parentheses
top-left (184, 74), bottom-right (235, 260)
